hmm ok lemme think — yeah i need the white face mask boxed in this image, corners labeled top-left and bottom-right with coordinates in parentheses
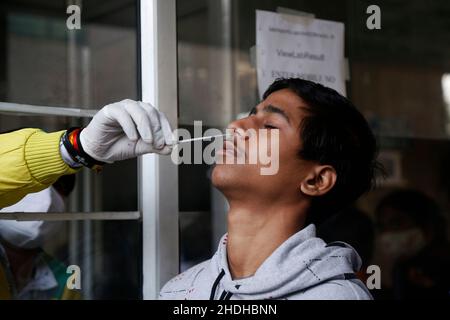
top-left (0, 187), bottom-right (65, 249)
top-left (378, 228), bottom-right (426, 259)
top-left (375, 228), bottom-right (427, 287)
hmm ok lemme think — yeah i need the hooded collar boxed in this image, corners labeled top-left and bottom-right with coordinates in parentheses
top-left (209, 224), bottom-right (362, 300)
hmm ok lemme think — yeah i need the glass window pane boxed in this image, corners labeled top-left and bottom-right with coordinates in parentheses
top-left (0, 0), bottom-right (138, 109)
top-left (0, 0), bottom-right (140, 300)
top-left (176, 0), bottom-right (450, 303)
top-left (0, 219), bottom-right (141, 299)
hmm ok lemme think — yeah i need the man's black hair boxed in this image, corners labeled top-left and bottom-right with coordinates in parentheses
top-left (263, 78), bottom-right (381, 225)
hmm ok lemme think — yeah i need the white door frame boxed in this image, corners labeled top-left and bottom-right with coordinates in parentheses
top-left (139, 0), bottom-right (179, 300)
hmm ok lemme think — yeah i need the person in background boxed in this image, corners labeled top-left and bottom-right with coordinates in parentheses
top-left (374, 189), bottom-right (450, 299)
top-left (0, 100), bottom-right (174, 209)
top-left (0, 175), bottom-right (78, 299)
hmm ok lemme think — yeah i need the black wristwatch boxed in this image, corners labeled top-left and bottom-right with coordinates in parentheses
top-left (61, 127), bottom-right (105, 170)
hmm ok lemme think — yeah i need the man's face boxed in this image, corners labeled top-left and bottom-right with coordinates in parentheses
top-left (212, 89), bottom-right (316, 203)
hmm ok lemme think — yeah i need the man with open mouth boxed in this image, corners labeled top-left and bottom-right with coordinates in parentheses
top-left (160, 78), bottom-right (380, 300)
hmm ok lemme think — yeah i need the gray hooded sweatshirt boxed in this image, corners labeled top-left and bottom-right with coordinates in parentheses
top-left (159, 224), bottom-right (373, 300)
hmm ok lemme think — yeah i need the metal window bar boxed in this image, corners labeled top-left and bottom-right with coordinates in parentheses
top-left (0, 101), bottom-right (98, 118)
top-left (0, 211), bottom-right (141, 221)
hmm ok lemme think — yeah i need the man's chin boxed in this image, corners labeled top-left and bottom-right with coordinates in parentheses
top-left (211, 164), bottom-right (226, 188)
top-left (211, 163), bottom-right (238, 190)
top-left (211, 162), bottom-right (257, 190)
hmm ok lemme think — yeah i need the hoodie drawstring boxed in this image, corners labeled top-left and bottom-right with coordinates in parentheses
top-left (209, 269), bottom-right (225, 300)
top-left (218, 288), bottom-right (233, 300)
top-left (222, 291), bottom-right (233, 300)
top-left (218, 290), bottom-right (227, 300)
top-left (209, 269), bottom-right (235, 300)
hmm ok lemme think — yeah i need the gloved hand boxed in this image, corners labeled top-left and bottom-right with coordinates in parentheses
top-left (79, 99), bottom-right (175, 163)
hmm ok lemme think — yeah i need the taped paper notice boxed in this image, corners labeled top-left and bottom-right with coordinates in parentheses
top-left (256, 10), bottom-right (346, 97)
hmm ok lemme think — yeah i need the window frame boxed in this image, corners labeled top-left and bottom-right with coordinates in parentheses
top-left (0, 0), bottom-right (179, 300)
top-left (138, 0), bottom-right (179, 300)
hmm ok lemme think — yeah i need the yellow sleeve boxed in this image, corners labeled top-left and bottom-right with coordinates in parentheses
top-left (0, 129), bottom-right (80, 208)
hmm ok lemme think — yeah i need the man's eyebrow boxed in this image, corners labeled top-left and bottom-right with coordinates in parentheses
top-left (249, 105), bottom-right (291, 123)
top-left (263, 104), bottom-right (290, 123)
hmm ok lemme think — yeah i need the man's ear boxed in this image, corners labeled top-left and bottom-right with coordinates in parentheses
top-left (300, 165), bottom-right (337, 197)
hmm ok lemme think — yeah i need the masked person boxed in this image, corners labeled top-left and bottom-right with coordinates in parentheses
top-left (373, 189), bottom-right (449, 299)
top-left (0, 176), bottom-right (78, 299)
top-left (0, 100), bottom-right (174, 209)
top-left (160, 78), bottom-right (380, 300)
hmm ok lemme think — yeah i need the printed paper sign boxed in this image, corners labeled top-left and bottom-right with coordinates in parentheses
top-left (256, 10), bottom-right (346, 98)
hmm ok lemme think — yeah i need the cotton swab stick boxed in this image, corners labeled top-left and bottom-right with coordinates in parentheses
top-left (176, 133), bottom-right (232, 144)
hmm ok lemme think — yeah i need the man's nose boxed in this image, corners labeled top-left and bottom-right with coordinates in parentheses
top-left (228, 115), bottom-right (258, 132)
top-left (227, 117), bottom-right (257, 140)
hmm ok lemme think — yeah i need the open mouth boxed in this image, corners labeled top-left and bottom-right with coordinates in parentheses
top-left (216, 140), bottom-right (237, 158)
top-left (216, 139), bottom-right (247, 162)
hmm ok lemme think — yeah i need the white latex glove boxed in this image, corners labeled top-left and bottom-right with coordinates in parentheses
top-left (80, 99), bottom-right (175, 163)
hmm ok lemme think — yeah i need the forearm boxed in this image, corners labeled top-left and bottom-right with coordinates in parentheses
top-left (0, 129), bottom-right (80, 208)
